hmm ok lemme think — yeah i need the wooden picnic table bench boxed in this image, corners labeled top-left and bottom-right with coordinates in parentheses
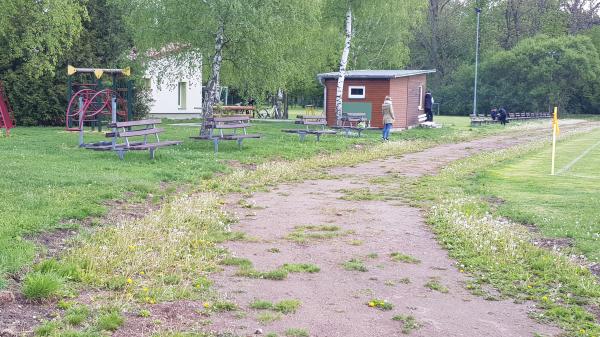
top-left (282, 115), bottom-right (336, 142)
top-left (190, 115), bottom-right (261, 153)
top-left (334, 112), bottom-right (368, 137)
top-left (94, 119), bottom-right (182, 159)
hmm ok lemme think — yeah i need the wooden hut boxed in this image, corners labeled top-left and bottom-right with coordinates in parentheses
top-left (317, 70), bottom-right (436, 129)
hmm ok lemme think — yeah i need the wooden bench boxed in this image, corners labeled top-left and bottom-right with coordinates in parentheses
top-left (470, 117), bottom-right (499, 126)
top-left (95, 119), bottom-right (181, 159)
top-left (338, 112), bottom-right (368, 137)
top-left (282, 115), bottom-right (336, 141)
top-left (190, 115), bottom-right (261, 153)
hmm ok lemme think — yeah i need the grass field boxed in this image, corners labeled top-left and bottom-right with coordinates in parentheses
top-left (0, 116), bottom-right (506, 286)
top-left (471, 127), bottom-right (600, 261)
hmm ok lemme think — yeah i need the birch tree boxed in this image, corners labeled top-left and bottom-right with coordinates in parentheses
top-left (326, 0), bottom-right (424, 123)
top-left (125, 0), bottom-right (321, 132)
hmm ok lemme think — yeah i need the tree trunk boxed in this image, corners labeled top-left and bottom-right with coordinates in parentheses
top-left (201, 22), bottom-right (225, 136)
top-left (274, 88), bottom-right (284, 119)
top-left (335, 7), bottom-right (352, 125)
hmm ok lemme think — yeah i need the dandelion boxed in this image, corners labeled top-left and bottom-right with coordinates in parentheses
top-left (368, 301), bottom-right (376, 307)
top-left (140, 271), bottom-right (145, 275)
top-left (203, 302), bottom-right (211, 308)
top-left (127, 278), bottom-right (133, 284)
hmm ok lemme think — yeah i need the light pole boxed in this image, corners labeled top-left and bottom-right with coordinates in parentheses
top-left (472, 7), bottom-right (481, 117)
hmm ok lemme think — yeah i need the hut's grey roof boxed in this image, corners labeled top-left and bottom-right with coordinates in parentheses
top-left (317, 69), bottom-right (436, 81)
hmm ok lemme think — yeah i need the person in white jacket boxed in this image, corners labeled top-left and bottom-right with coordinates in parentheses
top-left (381, 96), bottom-right (395, 141)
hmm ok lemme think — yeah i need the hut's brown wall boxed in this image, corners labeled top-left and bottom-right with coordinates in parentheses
top-left (324, 79), bottom-right (390, 128)
top-left (406, 74), bottom-right (427, 127)
top-left (389, 77), bottom-right (408, 128)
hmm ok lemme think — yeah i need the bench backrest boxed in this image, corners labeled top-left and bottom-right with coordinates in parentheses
top-left (297, 115), bottom-right (326, 126)
top-left (111, 119), bottom-right (161, 128)
top-left (108, 119), bottom-right (164, 147)
top-left (344, 112), bottom-right (367, 121)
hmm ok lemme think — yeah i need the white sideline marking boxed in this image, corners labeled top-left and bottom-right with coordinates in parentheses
top-left (556, 138), bottom-right (600, 175)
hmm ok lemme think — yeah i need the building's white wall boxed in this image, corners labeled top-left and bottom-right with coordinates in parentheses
top-left (145, 54), bottom-right (203, 119)
top-left (147, 79), bottom-right (203, 119)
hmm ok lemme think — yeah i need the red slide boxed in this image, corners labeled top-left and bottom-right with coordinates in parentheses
top-left (0, 81), bottom-right (15, 136)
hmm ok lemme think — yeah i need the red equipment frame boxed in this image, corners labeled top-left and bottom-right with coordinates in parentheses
top-left (0, 81), bottom-right (15, 136)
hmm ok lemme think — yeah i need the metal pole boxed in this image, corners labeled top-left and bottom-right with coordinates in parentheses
top-left (472, 8), bottom-right (481, 117)
top-left (111, 96), bottom-right (117, 150)
top-left (78, 96), bottom-right (84, 147)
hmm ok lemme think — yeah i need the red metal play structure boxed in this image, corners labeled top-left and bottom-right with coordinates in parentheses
top-left (0, 81), bottom-right (15, 136)
top-left (65, 66), bottom-right (131, 147)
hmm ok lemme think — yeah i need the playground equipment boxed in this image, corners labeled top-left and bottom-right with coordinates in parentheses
top-left (65, 66), bottom-right (133, 147)
top-left (0, 81), bottom-right (15, 136)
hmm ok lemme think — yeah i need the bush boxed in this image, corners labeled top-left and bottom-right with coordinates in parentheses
top-left (97, 310), bottom-right (124, 331)
top-left (22, 272), bottom-right (63, 300)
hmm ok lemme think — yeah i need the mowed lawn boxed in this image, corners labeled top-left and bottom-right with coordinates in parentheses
top-left (0, 116), bottom-right (496, 285)
top-left (473, 127), bottom-right (600, 261)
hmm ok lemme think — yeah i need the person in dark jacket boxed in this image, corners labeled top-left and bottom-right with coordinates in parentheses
top-left (498, 107), bottom-right (508, 125)
top-left (490, 107), bottom-right (498, 120)
top-left (424, 90), bottom-right (433, 122)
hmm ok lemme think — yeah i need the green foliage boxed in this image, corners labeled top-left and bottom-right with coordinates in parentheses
top-left (22, 272), bottom-right (63, 300)
top-left (65, 305), bottom-right (90, 326)
top-left (284, 328), bottom-right (309, 337)
top-left (392, 314), bottom-right (422, 334)
top-left (281, 263), bottom-right (320, 273)
top-left (249, 300), bottom-right (274, 310)
top-left (0, 0), bottom-right (86, 77)
top-left (273, 299), bottom-right (301, 314)
top-left (342, 259), bottom-right (368, 272)
top-left (35, 320), bottom-right (62, 336)
top-left (439, 34), bottom-right (600, 115)
top-left (212, 301), bottom-right (237, 312)
top-left (424, 278), bottom-right (449, 293)
top-left (96, 309), bottom-right (124, 331)
top-left (389, 252), bottom-right (421, 264)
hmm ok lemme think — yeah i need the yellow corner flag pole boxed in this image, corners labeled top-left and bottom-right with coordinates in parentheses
top-left (551, 106), bottom-right (559, 175)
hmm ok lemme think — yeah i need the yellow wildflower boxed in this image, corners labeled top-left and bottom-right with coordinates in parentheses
top-left (203, 302), bottom-right (211, 308)
top-left (368, 301), bottom-right (376, 307)
top-left (127, 278), bottom-right (133, 284)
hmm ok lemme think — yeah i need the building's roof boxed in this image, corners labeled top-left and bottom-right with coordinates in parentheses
top-left (317, 69), bottom-right (436, 82)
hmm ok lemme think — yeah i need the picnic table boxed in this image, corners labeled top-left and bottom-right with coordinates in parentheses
top-left (95, 119), bottom-right (182, 159)
top-left (282, 115), bottom-right (336, 142)
top-left (190, 115), bottom-right (261, 153)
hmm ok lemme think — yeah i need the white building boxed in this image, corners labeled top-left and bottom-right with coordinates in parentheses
top-left (144, 50), bottom-right (203, 119)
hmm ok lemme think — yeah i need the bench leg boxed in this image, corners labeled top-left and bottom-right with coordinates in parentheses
top-left (299, 133), bottom-right (306, 142)
top-left (358, 129), bottom-right (362, 137)
top-left (316, 133), bottom-right (321, 142)
top-left (237, 138), bottom-right (243, 149)
top-left (116, 150), bottom-right (125, 160)
top-left (213, 138), bottom-right (219, 154)
top-left (149, 148), bottom-right (156, 160)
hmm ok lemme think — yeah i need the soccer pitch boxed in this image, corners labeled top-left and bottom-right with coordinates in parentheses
top-left (474, 127), bottom-right (600, 260)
